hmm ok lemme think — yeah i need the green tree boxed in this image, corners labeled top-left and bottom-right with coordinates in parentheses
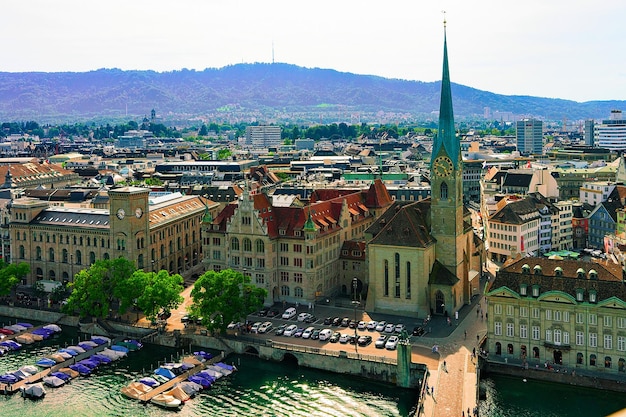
top-left (198, 124), bottom-right (209, 136)
top-left (190, 269), bottom-right (267, 334)
top-left (63, 258), bottom-right (136, 318)
top-left (136, 270), bottom-right (184, 321)
top-left (217, 149), bottom-right (232, 160)
top-left (0, 261), bottom-right (29, 297)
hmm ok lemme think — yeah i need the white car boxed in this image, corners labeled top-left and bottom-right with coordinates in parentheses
top-left (366, 320), bottom-right (378, 331)
top-left (318, 329), bottom-right (333, 341)
top-left (395, 324), bottom-right (406, 334)
top-left (283, 324), bottom-right (298, 336)
top-left (250, 321), bottom-right (262, 333)
top-left (339, 333), bottom-right (351, 344)
top-left (375, 321), bottom-right (387, 332)
top-left (258, 321), bottom-right (273, 333)
top-left (298, 312), bottom-right (311, 322)
top-left (375, 335), bottom-right (388, 349)
top-left (384, 323), bottom-right (395, 333)
top-left (385, 335), bottom-right (399, 350)
top-left (357, 321), bottom-right (366, 330)
top-left (301, 326), bottom-right (315, 339)
top-left (282, 307), bottom-right (297, 319)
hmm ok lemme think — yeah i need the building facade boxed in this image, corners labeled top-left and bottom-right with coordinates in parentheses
top-left (516, 119), bottom-right (543, 155)
top-left (10, 187), bottom-right (218, 285)
top-left (486, 257), bottom-right (626, 375)
top-left (595, 110), bottom-right (626, 151)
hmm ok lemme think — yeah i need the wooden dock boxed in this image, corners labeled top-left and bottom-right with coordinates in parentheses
top-left (0, 336), bottom-right (123, 395)
top-left (137, 355), bottom-right (207, 402)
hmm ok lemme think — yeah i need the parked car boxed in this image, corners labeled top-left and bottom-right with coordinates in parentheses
top-left (385, 335), bottom-right (399, 350)
top-left (298, 312), bottom-right (312, 322)
top-left (329, 332), bottom-right (341, 343)
top-left (227, 321), bottom-right (242, 330)
top-left (357, 321), bottom-right (366, 330)
top-left (348, 320), bottom-right (357, 329)
top-left (250, 321), bottom-right (263, 333)
top-left (323, 317), bottom-right (333, 325)
top-left (339, 333), bottom-right (351, 344)
top-left (258, 308), bottom-right (269, 317)
top-left (375, 335), bottom-right (388, 349)
top-left (375, 321), bottom-right (387, 332)
top-left (302, 327), bottom-right (315, 339)
top-left (384, 323), bottom-right (395, 333)
top-left (258, 321), bottom-right (273, 333)
top-left (283, 324), bottom-right (298, 337)
top-left (357, 335), bottom-right (372, 346)
top-left (318, 329), bottom-right (333, 341)
top-left (282, 307), bottom-right (297, 319)
top-left (305, 315), bottom-right (317, 324)
top-left (395, 324), bottom-right (406, 334)
top-left (294, 327), bottom-right (306, 338)
top-left (340, 317), bottom-right (351, 327)
top-left (412, 326), bottom-right (425, 337)
top-left (366, 320), bottom-right (378, 331)
top-left (311, 329), bottom-right (321, 340)
top-left (267, 309), bottom-right (280, 318)
top-left (332, 317), bottom-right (341, 326)
top-left (274, 324), bottom-right (288, 335)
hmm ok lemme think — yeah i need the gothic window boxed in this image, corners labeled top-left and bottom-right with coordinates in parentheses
top-left (19, 245), bottom-right (24, 259)
top-left (243, 238), bottom-right (252, 252)
top-left (231, 238), bottom-right (240, 251)
top-left (256, 239), bottom-right (265, 253)
top-left (89, 251), bottom-right (96, 265)
top-left (406, 261), bottom-right (411, 299)
top-left (384, 260), bottom-right (389, 297)
top-left (36, 246), bottom-right (42, 260)
top-left (440, 182), bottom-right (448, 200)
top-left (394, 253), bottom-right (401, 298)
top-left (75, 250), bottom-right (82, 265)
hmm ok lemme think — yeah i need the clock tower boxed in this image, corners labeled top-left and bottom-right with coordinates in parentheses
top-left (430, 23), bottom-right (465, 283)
top-left (109, 187), bottom-right (150, 268)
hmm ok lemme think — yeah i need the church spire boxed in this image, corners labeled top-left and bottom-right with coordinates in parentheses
top-left (432, 19), bottom-right (459, 168)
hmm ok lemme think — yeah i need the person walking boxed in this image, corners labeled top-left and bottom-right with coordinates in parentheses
top-left (464, 330), bottom-right (467, 340)
top-left (443, 360), bottom-right (447, 372)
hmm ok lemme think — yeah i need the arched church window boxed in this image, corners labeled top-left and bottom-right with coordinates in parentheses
top-left (440, 182), bottom-right (448, 200)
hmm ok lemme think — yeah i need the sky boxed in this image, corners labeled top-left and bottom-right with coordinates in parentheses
top-left (2, 0), bottom-right (625, 103)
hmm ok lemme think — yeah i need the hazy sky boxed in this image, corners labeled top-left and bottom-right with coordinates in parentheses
top-left (3, 0), bottom-right (624, 102)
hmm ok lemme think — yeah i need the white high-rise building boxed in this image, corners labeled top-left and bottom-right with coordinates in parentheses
top-left (595, 110), bottom-right (626, 151)
top-left (516, 119), bottom-right (543, 155)
top-left (245, 126), bottom-right (282, 148)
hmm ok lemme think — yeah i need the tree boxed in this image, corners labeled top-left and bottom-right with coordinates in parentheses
top-left (198, 124), bottom-right (208, 136)
top-left (190, 269), bottom-right (267, 334)
top-left (0, 261), bottom-right (29, 297)
top-left (136, 270), bottom-right (184, 322)
top-left (63, 258), bottom-right (136, 318)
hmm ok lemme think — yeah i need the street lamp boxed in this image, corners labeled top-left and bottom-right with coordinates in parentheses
top-left (352, 277), bottom-right (359, 353)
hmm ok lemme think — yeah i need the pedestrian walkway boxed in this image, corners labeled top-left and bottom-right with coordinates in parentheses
top-left (413, 295), bottom-right (487, 417)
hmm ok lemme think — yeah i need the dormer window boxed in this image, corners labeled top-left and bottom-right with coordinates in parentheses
top-left (589, 290), bottom-right (597, 303)
top-left (577, 268), bottom-right (586, 279)
top-left (520, 283), bottom-right (527, 296)
top-left (589, 269), bottom-right (598, 280)
top-left (576, 288), bottom-right (584, 302)
top-left (533, 265), bottom-right (542, 275)
top-left (522, 264), bottom-right (530, 274)
top-left (554, 267), bottom-right (563, 277)
top-left (532, 285), bottom-right (540, 297)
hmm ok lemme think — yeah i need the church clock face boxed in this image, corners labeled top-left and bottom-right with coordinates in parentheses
top-left (433, 156), bottom-right (454, 177)
top-left (116, 208), bottom-right (125, 220)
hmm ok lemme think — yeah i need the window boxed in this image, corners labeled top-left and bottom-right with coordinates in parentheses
top-left (605, 335), bottom-right (613, 350)
top-left (618, 336), bottom-right (626, 352)
top-left (255, 274), bottom-right (265, 285)
top-left (494, 304), bottom-right (502, 315)
top-left (532, 326), bottom-right (540, 340)
top-left (293, 244), bottom-right (302, 253)
top-left (494, 321), bottom-right (502, 336)
top-left (440, 182), bottom-right (448, 199)
top-left (532, 308), bottom-right (540, 319)
top-left (394, 253), bottom-right (400, 298)
top-left (554, 311), bottom-right (562, 322)
top-left (520, 307), bottom-right (528, 317)
top-left (406, 261), bottom-right (411, 299)
top-left (231, 256), bottom-right (240, 266)
top-left (256, 258), bottom-right (265, 268)
top-left (520, 284), bottom-right (527, 296)
top-left (280, 243), bottom-right (289, 252)
top-left (506, 305), bottom-right (514, 316)
top-left (506, 323), bottom-right (514, 337)
top-left (545, 309), bottom-right (552, 321)
top-left (280, 285), bottom-right (290, 296)
top-left (520, 324), bottom-right (528, 339)
top-left (532, 285), bottom-right (539, 297)
top-left (576, 289), bottom-right (584, 302)
top-left (294, 258), bottom-right (303, 267)
top-left (384, 260), bottom-right (389, 297)
top-left (619, 317), bottom-right (626, 329)
top-left (280, 256), bottom-right (289, 266)
top-left (231, 238), bottom-right (239, 251)
top-left (589, 333), bottom-right (598, 348)
top-left (36, 246), bottom-right (42, 261)
top-left (75, 250), bottom-right (82, 265)
top-left (294, 273), bottom-right (303, 283)
top-left (589, 314), bottom-right (597, 325)
top-left (576, 313), bottom-right (584, 324)
top-left (48, 248), bottom-right (55, 262)
top-left (212, 250), bottom-right (221, 260)
top-left (281, 272), bottom-right (289, 282)
top-left (604, 316), bottom-right (613, 328)
top-left (243, 238), bottom-right (252, 252)
top-left (294, 287), bottom-right (303, 298)
top-left (546, 330), bottom-right (552, 342)
top-left (563, 312), bottom-right (570, 323)
top-left (589, 290), bottom-right (597, 303)
top-left (554, 330), bottom-right (562, 345)
top-left (576, 331), bottom-right (584, 346)
top-left (256, 240), bottom-right (265, 253)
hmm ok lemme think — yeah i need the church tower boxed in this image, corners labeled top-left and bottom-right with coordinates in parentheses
top-left (430, 22), bottom-right (465, 284)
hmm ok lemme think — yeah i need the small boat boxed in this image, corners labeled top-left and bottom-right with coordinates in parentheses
top-left (154, 367), bottom-right (176, 380)
top-left (50, 372), bottom-right (72, 382)
top-left (91, 335), bottom-right (111, 345)
top-left (197, 369), bottom-right (218, 381)
top-left (7, 324), bottom-right (27, 333)
top-left (69, 364), bottom-right (93, 376)
top-left (101, 348), bottom-right (125, 360)
top-left (91, 354), bottom-right (112, 364)
top-left (177, 381), bottom-right (203, 396)
top-left (119, 340), bottom-right (142, 351)
top-left (55, 351), bottom-right (73, 360)
top-left (43, 375), bottom-right (66, 387)
top-left (15, 334), bottom-right (35, 344)
top-left (0, 374), bottom-right (18, 384)
top-left (138, 377), bottom-right (160, 388)
top-left (77, 359), bottom-right (99, 369)
top-left (0, 328), bottom-right (14, 335)
top-left (59, 348), bottom-right (79, 356)
top-left (215, 362), bottom-right (237, 373)
top-left (11, 369), bottom-right (32, 380)
top-left (205, 365), bottom-right (226, 377)
top-left (121, 381), bottom-right (152, 400)
top-left (193, 350), bottom-right (213, 361)
top-left (16, 322), bottom-right (33, 328)
top-left (48, 353), bottom-right (66, 363)
top-left (31, 328), bottom-right (54, 339)
top-left (0, 340), bottom-right (22, 350)
top-left (151, 393), bottom-right (182, 409)
top-left (78, 343), bottom-right (94, 351)
top-left (36, 358), bottom-right (57, 368)
top-left (152, 374), bottom-right (171, 384)
top-left (29, 333), bottom-right (44, 342)
top-left (111, 345), bottom-right (129, 354)
top-left (21, 382), bottom-right (46, 399)
top-left (0, 346), bottom-right (8, 356)
top-left (19, 365), bottom-right (39, 375)
top-left (57, 367), bottom-right (79, 379)
top-left (187, 374), bottom-right (211, 389)
top-left (163, 386), bottom-right (190, 402)
top-left (43, 324), bottom-right (62, 333)
top-left (66, 345), bottom-right (86, 354)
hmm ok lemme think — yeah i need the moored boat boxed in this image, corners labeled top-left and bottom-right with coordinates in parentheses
top-left (21, 382), bottom-right (46, 399)
top-left (150, 393), bottom-right (182, 409)
top-left (120, 381), bottom-right (152, 400)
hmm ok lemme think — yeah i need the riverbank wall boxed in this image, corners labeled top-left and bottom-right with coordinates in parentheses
top-left (483, 359), bottom-right (626, 393)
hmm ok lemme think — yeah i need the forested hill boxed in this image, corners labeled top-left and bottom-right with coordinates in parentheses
top-left (0, 63), bottom-right (623, 122)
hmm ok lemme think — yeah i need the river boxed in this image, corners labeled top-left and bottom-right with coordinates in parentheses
top-left (0, 321), bottom-right (416, 417)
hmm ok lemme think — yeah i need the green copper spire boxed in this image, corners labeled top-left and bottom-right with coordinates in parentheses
top-left (432, 21), bottom-right (459, 168)
top-left (303, 209), bottom-right (316, 232)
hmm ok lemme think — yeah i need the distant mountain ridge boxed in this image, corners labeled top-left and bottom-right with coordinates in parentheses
top-left (0, 63), bottom-right (623, 123)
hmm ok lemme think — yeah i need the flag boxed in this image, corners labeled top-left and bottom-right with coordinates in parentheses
top-left (482, 160), bottom-right (487, 169)
top-left (526, 161), bottom-right (531, 169)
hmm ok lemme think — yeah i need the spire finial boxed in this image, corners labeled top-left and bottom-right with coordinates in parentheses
top-left (442, 10), bottom-right (447, 28)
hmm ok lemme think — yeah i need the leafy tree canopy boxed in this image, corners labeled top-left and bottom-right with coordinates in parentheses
top-left (190, 269), bottom-right (267, 334)
top-left (136, 270), bottom-right (184, 321)
top-left (0, 261), bottom-right (29, 297)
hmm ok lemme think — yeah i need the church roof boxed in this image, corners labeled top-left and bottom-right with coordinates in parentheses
top-left (429, 260), bottom-right (460, 285)
top-left (368, 200), bottom-right (434, 248)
